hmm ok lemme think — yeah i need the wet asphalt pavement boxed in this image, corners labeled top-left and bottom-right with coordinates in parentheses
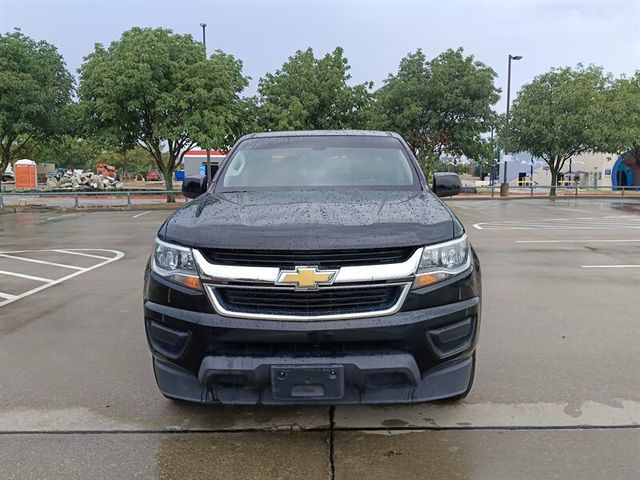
top-left (0, 198), bottom-right (639, 479)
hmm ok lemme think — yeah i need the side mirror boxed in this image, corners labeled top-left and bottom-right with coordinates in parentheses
top-left (182, 175), bottom-right (208, 199)
top-left (432, 172), bottom-right (461, 197)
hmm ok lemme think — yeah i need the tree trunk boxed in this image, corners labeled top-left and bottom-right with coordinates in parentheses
top-left (550, 169), bottom-right (558, 197)
top-left (1, 145), bottom-right (10, 178)
top-left (163, 170), bottom-right (175, 203)
top-left (149, 148), bottom-right (176, 203)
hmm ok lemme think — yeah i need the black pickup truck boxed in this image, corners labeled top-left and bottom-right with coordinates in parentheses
top-left (143, 130), bottom-right (481, 405)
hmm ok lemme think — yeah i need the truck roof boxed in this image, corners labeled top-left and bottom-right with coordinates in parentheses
top-left (240, 130), bottom-right (402, 140)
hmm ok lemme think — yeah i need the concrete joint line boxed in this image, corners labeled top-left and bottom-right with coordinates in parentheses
top-left (0, 424), bottom-right (638, 436)
top-left (328, 406), bottom-right (336, 480)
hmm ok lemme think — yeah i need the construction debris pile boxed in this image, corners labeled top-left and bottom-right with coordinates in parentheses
top-left (45, 170), bottom-right (124, 191)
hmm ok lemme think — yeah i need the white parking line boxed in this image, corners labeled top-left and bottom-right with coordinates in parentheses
top-left (52, 249), bottom-right (111, 260)
top-left (0, 249), bottom-right (125, 308)
top-left (0, 270), bottom-right (53, 282)
top-left (581, 265), bottom-right (640, 269)
top-left (132, 211), bottom-right (151, 218)
top-left (516, 239), bottom-right (640, 244)
top-left (45, 214), bottom-right (79, 221)
top-left (0, 292), bottom-right (16, 300)
top-left (474, 215), bottom-right (640, 230)
top-left (0, 253), bottom-right (84, 270)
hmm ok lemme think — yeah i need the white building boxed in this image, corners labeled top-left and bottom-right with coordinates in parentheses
top-left (182, 148), bottom-right (226, 178)
top-left (498, 151), bottom-right (624, 188)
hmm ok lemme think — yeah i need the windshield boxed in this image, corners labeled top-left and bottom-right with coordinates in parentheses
top-left (216, 135), bottom-right (420, 191)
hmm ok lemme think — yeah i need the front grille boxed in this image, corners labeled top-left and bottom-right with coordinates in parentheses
top-left (200, 246), bottom-right (417, 269)
top-left (214, 284), bottom-right (404, 317)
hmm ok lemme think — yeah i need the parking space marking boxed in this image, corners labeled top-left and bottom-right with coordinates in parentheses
top-left (132, 211), bottom-right (151, 218)
top-left (52, 249), bottom-right (111, 260)
top-left (581, 264), bottom-right (640, 269)
top-left (0, 269), bottom-right (53, 282)
top-left (0, 292), bottom-right (17, 300)
top-left (45, 214), bottom-right (79, 221)
top-left (516, 239), bottom-right (640, 244)
top-left (0, 253), bottom-right (84, 270)
top-left (474, 215), bottom-right (640, 230)
top-left (0, 249), bottom-right (124, 308)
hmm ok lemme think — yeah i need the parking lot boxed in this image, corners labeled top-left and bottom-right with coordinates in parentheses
top-left (1, 199), bottom-right (639, 479)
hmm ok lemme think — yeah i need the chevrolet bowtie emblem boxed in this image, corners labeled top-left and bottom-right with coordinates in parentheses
top-left (276, 266), bottom-right (338, 290)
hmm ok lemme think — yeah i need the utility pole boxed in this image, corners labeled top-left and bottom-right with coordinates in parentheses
top-left (505, 54), bottom-right (522, 151)
top-left (200, 23), bottom-right (207, 56)
top-left (501, 54), bottom-right (523, 197)
top-left (200, 22), bottom-right (211, 183)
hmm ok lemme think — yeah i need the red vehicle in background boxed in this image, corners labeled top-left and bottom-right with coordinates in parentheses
top-left (96, 163), bottom-right (118, 178)
top-left (146, 169), bottom-right (164, 181)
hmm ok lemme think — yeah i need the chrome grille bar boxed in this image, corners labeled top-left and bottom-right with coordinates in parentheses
top-left (193, 248), bottom-right (422, 285)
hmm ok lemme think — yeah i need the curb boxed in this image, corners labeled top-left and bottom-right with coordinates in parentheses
top-left (0, 203), bottom-right (184, 214)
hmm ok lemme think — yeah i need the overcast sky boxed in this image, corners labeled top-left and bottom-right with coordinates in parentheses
top-left (1, 0), bottom-right (638, 112)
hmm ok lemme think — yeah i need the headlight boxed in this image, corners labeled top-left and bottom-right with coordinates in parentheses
top-left (151, 238), bottom-right (201, 290)
top-left (413, 235), bottom-right (471, 288)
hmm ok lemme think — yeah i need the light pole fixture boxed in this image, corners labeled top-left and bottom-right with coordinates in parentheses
top-left (200, 23), bottom-right (207, 59)
top-left (501, 54), bottom-right (523, 196)
top-left (505, 54), bottom-right (523, 153)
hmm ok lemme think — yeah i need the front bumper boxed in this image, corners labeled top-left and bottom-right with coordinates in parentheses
top-left (143, 253), bottom-right (481, 405)
top-left (153, 352), bottom-right (474, 405)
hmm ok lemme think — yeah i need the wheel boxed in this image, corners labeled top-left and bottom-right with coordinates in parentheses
top-left (440, 353), bottom-right (476, 402)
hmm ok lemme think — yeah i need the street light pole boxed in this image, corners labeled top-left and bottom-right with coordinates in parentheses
top-left (200, 22), bottom-right (211, 183)
top-left (200, 23), bottom-right (207, 56)
top-left (501, 54), bottom-right (523, 197)
top-left (505, 55), bottom-right (522, 150)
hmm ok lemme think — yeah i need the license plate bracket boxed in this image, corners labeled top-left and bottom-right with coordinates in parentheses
top-left (271, 365), bottom-right (345, 400)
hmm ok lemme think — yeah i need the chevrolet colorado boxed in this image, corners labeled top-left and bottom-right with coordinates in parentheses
top-left (143, 130), bottom-right (481, 404)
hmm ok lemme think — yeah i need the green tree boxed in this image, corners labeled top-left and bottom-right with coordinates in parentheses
top-left (473, 151), bottom-right (498, 181)
top-left (603, 72), bottom-right (640, 169)
top-left (473, 123), bottom-right (501, 182)
top-left (257, 47), bottom-right (374, 131)
top-left (374, 48), bottom-right (499, 179)
top-left (508, 65), bottom-right (610, 196)
top-left (29, 136), bottom-right (99, 170)
top-left (0, 30), bottom-right (73, 175)
top-left (78, 27), bottom-right (248, 201)
top-left (232, 96), bottom-right (262, 138)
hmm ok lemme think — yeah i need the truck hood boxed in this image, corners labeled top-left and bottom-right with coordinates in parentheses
top-left (161, 190), bottom-right (457, 250)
